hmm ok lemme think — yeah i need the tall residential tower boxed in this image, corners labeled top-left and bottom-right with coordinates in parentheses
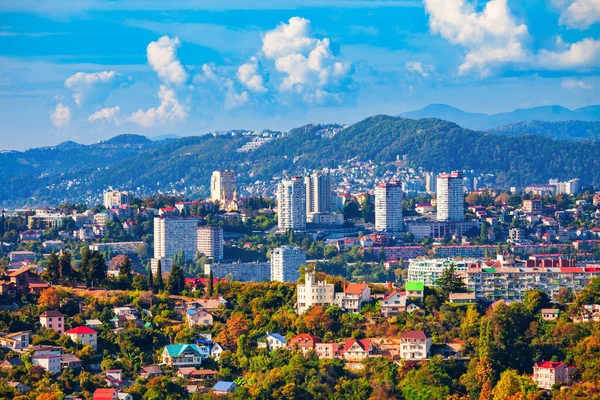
top-left (210, 170), bottom-right (237, 202)
top-left (436, 171), bottom-right (464, 222)
top-left (374, 180), bottom-right (403, 232)
top-left (277, 177), bottom-right (306, 231)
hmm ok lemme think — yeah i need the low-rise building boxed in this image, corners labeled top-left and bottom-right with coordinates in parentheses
top-left (0, 331), bottom-right (30, 351)
top-left (341, 339), bottom-right (373, 361)
top-left (65, 326), bottom-right (98, 351)
top-left (140, 365), bottom-right (163, 379)
top-left (296, 271), bottom-right (335, 314)
top-left (288, 334), bottom-right (320, 356)
top-left (448, 292), bottom-right (477, 304)
top-left (541, 308), bottom-right (559, 321)
top-left (186, 309), bottom-right (214, 328)
top-left (315, 342), bottom-right (340, 359)
top-left (40, 310), bottom-right (65, 334)
top-left (31, 354), bottom-right (61, 373)
top-left (380, 291), bottom-right (407, 317)
top-left (405, 281), bottom-right (425, 299)
top-left (162, 344), bottom-right (203, 369)
top-left (257, 333), bottom-right (287, 351)
top-left (335, 283), bottom-right (371, 313)
top-left (399, 330), bottom-right (431, 360)
top-left (212, 381), bottom-right (237, 396)
top-left (532, 361), bottom-right (575, 390)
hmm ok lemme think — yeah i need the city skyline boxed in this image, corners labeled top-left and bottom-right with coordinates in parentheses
top-left (1, 0), bottom-right (600, 150)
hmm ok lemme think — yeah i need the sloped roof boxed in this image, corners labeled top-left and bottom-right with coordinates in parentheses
top-left (164, 344), bottom-right (202, 358)
top-left (344, 283), bottom-right (368, 295)
top-left (342, 339), bottom-right (371, 352)
top-left (213, 381), bottom-right (235, 392)
top-left (93, 388), bottom-right (116, 400)
top-left (405, 281), bottom-right (424, 291)
top-left (267, 333), bottom-right (287, 344)
top-left (65, 326), bottom-right (97, 335)
top-left (400, 330), bottom-right (428, 339)
top-left (40, 310), bottom-right (64, 318)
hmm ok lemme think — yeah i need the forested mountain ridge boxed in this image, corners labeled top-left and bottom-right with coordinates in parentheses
top-left (1, 116), bottom-right (599, 207)
top-left (488, 120), bottom-right (600, 141)
top-left (401, 103), bottom-right (600, 130)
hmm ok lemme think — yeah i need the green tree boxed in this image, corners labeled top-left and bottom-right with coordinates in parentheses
top-left (44, 253), bottom-right (60, 284)
top-left (59, 251), bottom-right (72, 279)
top-left (119, 256), bottom-right (132, 279)
top-left (436, 263), bottom-right (466, 297)
top-left (167, 263), bottom-right (185, 295)
top-left (206, 270), bottom-right (214, 298)
top-left (147, 264), bottom-right (154, 292)
top-left (492, 369), bottom-right (540, 400)
top-left (155, 260), bottom-right (164, 292)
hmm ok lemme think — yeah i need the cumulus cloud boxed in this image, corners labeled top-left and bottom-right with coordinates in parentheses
top-left (147, 36), bottom-right (187, 85)
top-left (536, 38), bottom-right (600, 70)
top-left (237, 56), bottom-right (267, 93)
top-left (64, 70), bottom-right (127, 107)
top-left (88, 106), bottom-right (121, 124)
top-left (50, 103), bottom-right (71, 128)
top-left (261, 17), bottom-right (353, 104)
top-left (555, 0), bottom-right (600, 29)
top-left (405, 61), bottom-right (436, 77)
top-left (128, 85), bottom-right (187, 127)
top-left (195, 64), bottom-right (250, 109)
top-left (561, 79), bottom-right (592, 90)
top-left (423, 0), bottom-right (530, 77)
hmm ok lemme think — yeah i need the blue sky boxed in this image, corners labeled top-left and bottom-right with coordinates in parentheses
top-left (1, 0), bottom-right (599, 150)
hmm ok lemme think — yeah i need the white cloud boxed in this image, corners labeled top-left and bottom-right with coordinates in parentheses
top-left (536, 38), bottom-right (600, 70)
top-left (561, 79), bottom-right (592, 90)
top-left (237, 56), bottom-right (267, 93)
top-left (64, 70), bottom-right (126, 107)
top-left (50, 103), bottom-right (71, 128)
top-left (405, 61), bottom-right (436, 77)
top-left (195, 64), bottom-right (250, 109)
top-left (147, 36), bottom-right (187, 85)
top-left (423, 0), bottom-right (529, 77)
top-left (128, 85), bottom-right (187, 127)
top-left (555, 0), bottom-right (600, 30)
top-left (261, 17), bottom-right (353, 104)
top-left (88, 106), bottom-right (121, 124)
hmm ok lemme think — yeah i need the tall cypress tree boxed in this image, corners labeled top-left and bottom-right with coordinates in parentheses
top-left (44, 253), bottom-right (60, 284)
top-left (155, 260), bottom-right (163, 292)
top-left (59, 251), bottom-right (72, 279)
top-left (168, 263), bottom-right (185, 295)
top-left (147, 263), bottom-right (154, 293)
top-left (206, 270), bottom-right (214, 299)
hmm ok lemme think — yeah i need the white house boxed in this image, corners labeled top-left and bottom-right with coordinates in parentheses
top-left (65, 326), bottom-right (98, 351)
top-left (257, 333), bottom-right (287, 351)
top-left (399, 330), bottom-right (431, 360)
top-left (31, 354), bottom-right (61, 373)
top-left (380, 291), bottom-right (407, 317)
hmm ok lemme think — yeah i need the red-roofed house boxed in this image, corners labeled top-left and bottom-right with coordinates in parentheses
top-left (8, 267), bottom-right (48, 294)
top-left (342, 339), bottom-right (373, 360)
top-left (334, 283), bottom-right (371, 313)
top-left (93, 388), bottom-right (118, 400)
top-left (287, 334), bottom-right (320, 355)
top-left (400, 330), bottom-right (431, 360)
top-left (380, 291), bottom-right (407, 317)
top-left (65, 326), bottom-right (97, 351)
top-left (532, 361), bottom-right (575, 390)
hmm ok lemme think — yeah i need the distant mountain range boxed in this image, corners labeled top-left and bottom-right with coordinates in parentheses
top-left (400, 104), bottom-right (600, 131)
top-left (1, 116), bottom-right (599, 208)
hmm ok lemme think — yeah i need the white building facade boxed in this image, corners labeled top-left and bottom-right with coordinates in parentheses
top-left (210, 170), bottom-right (237, 202)
top-left (103, 190), bottom-right (129, 209)
top-left (436, 171), bottom-right (464, 222)
top-left (296, 271), bottom-right (335, 314)
top-left (153, 217), bottom-right (199, 274)
top-left (271, 246), bottom-right (306, 282)
top-left (374, 180), bottom-right (403, 232)
top-left (197, 226), bottom-right (224, 261)
top-left (277, 177), bottom-right (306, 231)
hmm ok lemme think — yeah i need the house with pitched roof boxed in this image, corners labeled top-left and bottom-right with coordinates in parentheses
top-left (162, 344), bottom-right (203, 368)
top-left (342, 339), bottom-right (373, 361)
top-left (287, 334), bottom-right (320, 355)
top-left (186, 309), bottom-right (214, 328)
top-left (212, 381), bottom-right (237, 395)
top-left (93, 388), bottom-right (118, 400)
top-left (8, 267), bottom-right (49, 294)
top-left (31, 353), bottom-right (62, 373)
top-left (541, 308), bottom-right (560, 321)
top-left (0, 331), bottom-right (30, 352)
top-left (210, 343), bottom-right (226, 360)
top-left (65, 326), bottom-right (98, 351)
top-left (532, 361), bottom-right (575, 390)
top-left (315, 342), bottom-right (340, 359)
top-left (40, 310), bottom-right (65, 334)
top-left (257, 333), bottom-right (287, 351)
top-left (334, 283), bottom-right (371, 313)
top-left (380, 291), bottom-right (407, 317)
top-left (400, 330), bottom-right (431, 360)
top-left (140, 365), bottom-right (163, 379)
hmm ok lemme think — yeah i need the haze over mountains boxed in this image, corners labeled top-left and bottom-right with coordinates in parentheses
top-left (400, 104), bottom-right (600, 131)
top-left (1, 115), bottom-right (599, 208)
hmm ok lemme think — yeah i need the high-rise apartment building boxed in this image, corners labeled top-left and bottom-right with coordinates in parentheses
top-left (277, 177), bottom-right (306, 231)
top-left (210, 170), bottom-right (237, 202)
top-left (425, 172), bottom-right (436, 194)
top-left (305, 171), bottom-right (332, 216)
top-left (374, 180), bottom-right (403, 232)
top-left (103, 190), bottom-right (129, 209)
top-left (197, 226), bottom-right (224, 261)
top-left (153, 217), bottom-right (199, 274)
top-left (271, 246), bottom-right (306, 282)
top-left (436, 171), bottom-right (464, 222)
